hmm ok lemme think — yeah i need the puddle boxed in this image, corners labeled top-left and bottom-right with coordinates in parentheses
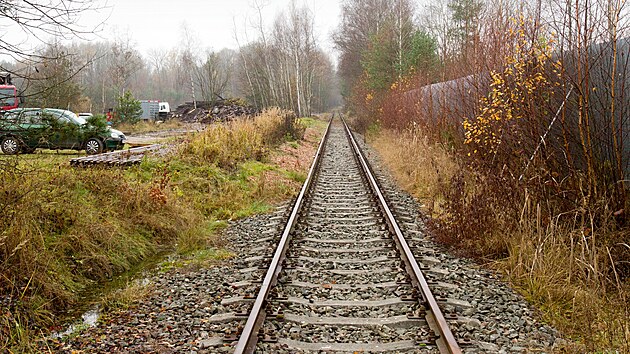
top-left (51, 305), bottom-right (101, 339)
top-left (48, 251), bottom-right (169, 339)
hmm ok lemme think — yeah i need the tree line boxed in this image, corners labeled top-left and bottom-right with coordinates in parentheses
top-left (334, 0), bottom-right (630, 202)
top-left (0, 1), bottom-right (340, 117)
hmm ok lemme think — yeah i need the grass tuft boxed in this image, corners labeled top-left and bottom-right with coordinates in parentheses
top-left (100, 279), bottom-right (154, 313)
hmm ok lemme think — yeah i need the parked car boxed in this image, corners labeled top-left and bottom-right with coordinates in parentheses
top-left (0, 108), bottom-right (126, 155)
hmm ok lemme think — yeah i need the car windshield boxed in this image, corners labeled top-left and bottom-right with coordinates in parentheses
top-left (2, 110), bottom-right (19, 122)
top-left (45, 109), bottom-right (86, 125)
top-left (67, 111), bottom-right (87, 125)
top-left (0, 88), bottom-right (16, 106)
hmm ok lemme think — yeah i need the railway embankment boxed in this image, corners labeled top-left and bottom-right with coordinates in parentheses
top-left (369, 127), bottom-right (628, 353)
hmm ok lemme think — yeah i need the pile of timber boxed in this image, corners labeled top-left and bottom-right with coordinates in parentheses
top-left (171, 99), bottom-right (259, 123)
top-left (70, 144), bottom-right (167, 167)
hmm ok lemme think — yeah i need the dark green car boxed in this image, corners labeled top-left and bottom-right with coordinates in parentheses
top-left (0, 108), bottom-right (126, 155)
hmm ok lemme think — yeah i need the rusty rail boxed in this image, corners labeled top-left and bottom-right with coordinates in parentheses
top-left (233, 115), bottom-right (460, 353)
top-left (342, 117), bottom-right (461, 354)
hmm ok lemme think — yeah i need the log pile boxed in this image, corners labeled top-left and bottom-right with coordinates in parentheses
top-left (171, 100), bottom-right (259, 123)
top-left (70, 144), bottom-right (167, 167)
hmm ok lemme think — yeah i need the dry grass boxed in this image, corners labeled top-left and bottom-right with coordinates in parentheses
top-left (370, 127), bottom-right (459, 216)
top-left (370, 127), bottom-right (630, 353)
top-left (115, 119), bottom-right (186, 134)
top-left (0, 161), bottom-right (197, 353)
top-left (181, 108), bottom-right (304, 169)
top-left (0, 108), bottom-right (323, 352)
top-left (100, 279), bottom-right (155, 313)
top-left (503, 216), bottom-right (630, 352)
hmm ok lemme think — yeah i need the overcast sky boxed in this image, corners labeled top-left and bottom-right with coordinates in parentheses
top-left (84, 0), bottom-right (342, 58)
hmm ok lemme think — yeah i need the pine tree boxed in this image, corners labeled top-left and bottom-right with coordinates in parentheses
top-left (115, 91), bottom-right (142, 124)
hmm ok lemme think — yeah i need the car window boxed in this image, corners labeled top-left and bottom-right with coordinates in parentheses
top-left (2, 111), bottom-right (19, 123)
top-left (0, 88), bottom-right (16, 106)
top-left (67, 112), bottom-right (86, 125)
top-left (25, 111), bottom-right (42, 124)
top-left (57, 115), bottom-right (70, 123)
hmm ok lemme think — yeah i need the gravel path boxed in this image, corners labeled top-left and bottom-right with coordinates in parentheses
top-left (43, 120), bottom-right (564, 353)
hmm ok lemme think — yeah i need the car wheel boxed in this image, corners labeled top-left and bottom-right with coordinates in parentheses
top-left (85, 138), bottom-right (104, 155)
top-left (1, 136), bottom-right (21, 155)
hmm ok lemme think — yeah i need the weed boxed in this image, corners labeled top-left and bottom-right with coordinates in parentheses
top-left (284, 170), bottom-right (307, 184)
top-left (100, 279), bottom-right (154, 313)
top-left (298, 116), bottom-right (324, 128)
top-left (176, 220), bottom-right (227, 254)
top-left (157, 248), bottom-right (234, 273)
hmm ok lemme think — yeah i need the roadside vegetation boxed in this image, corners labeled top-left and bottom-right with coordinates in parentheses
top-left (0, 109), bottom-right (320, 352)
top-left (335, 0), bottom-right (629, 352)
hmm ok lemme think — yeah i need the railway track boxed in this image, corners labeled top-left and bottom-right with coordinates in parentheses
top-left (224, 116), bottom-right (462, 353)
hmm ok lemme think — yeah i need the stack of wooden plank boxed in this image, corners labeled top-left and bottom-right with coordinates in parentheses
top-left (70, 144), bottom-right (164, 167)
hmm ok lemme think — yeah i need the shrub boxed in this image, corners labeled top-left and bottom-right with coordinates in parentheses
top-left (114, 91), bottom-right (142, 124)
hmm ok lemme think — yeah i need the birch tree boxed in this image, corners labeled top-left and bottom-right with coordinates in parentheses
top-left (233, 1), bottom-right (336, 115)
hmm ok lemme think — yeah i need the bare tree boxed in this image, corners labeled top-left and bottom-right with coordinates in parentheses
top-left (194, 50), bottom-right (229, 103)
top-left (110, 37), bottom-right (143, 94)
top-left (333, 0), bottom-right (396, 94)
top-left (0, 0), bottom-right (105, 71)
top-left (27, 41), bottom-right (82, 109)
top-left (422, 0), bottom-right (455, 68)
top-left (179, 22), bottom-right (200, 108)
top-left (232, 1), bottom-right (335, 115)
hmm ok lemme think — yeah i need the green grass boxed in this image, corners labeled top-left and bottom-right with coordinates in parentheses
top-left (283, 170), bottom-right (307, 183)
top-left (157, 245), bottom-right (235, 274)
top-left (98, 279), bottom-right (155, 318)
top-left (299, 116), bottom-right (328, 129)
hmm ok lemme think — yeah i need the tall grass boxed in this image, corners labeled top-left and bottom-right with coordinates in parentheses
top-left (0, 159), bottom-right (200, 351)
top-left (370, 128), bottom-right (459, 215)
top-left (0, 108), bottom-right (312, 352)
top-left (370, 127), bottom-right (630, 352)
top-left (182, 108), bottom-right (304, 169)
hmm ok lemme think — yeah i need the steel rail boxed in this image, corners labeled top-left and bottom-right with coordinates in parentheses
top-left (342, 118), bottom-right (462, 354)
top-left (233, 116), bottom-right (333, 354)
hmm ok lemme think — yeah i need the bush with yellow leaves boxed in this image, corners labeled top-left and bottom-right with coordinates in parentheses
top-left (463, 16), bottom-right (562, 163)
